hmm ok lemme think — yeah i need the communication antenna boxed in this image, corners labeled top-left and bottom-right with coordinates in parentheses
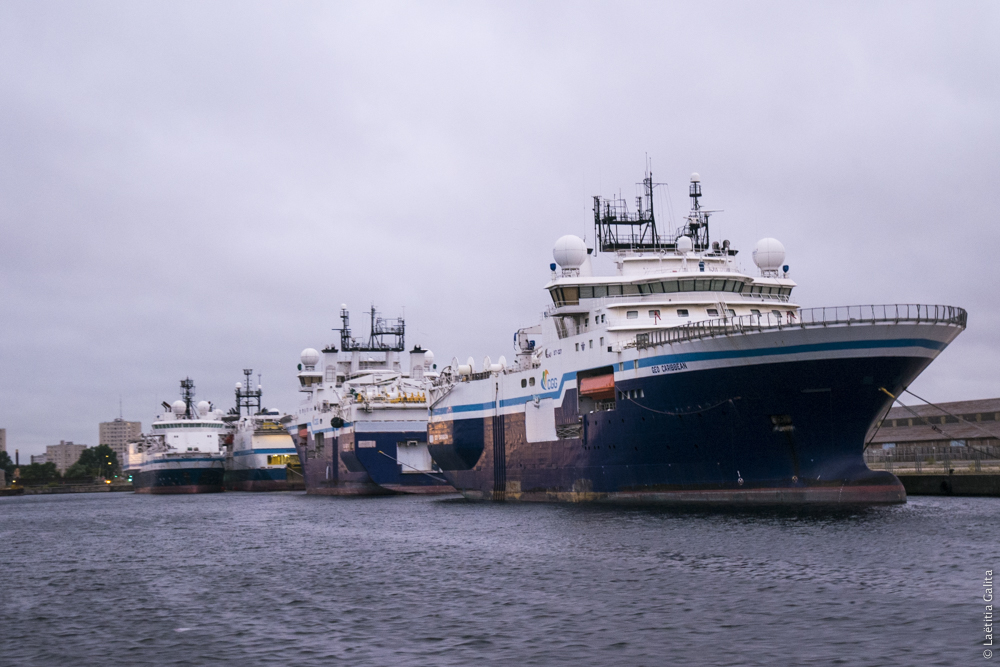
top-left (235, 368), bottom-right (263, 417)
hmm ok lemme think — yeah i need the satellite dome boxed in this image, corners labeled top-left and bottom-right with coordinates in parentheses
top-left (235, 382), bottom-right (242, 389)
top-left (424, 350), bottom-right (434, 366)
top-left (300, 348), bottom-right (320, 366)
top-left (553, 235), bottom-right (587, 269)
top-left (171, 400), bottom-right (186, 414)
top-left (676, 236), bottom-right (693, 253)
top-left (752, 238), bottom-right (786, 270)
top-left (340, 303), bottom-right (347, 310)
top-left (196, 400), bottom-right (210, 414)
top-left (690, 172), bottom-right (701, 183)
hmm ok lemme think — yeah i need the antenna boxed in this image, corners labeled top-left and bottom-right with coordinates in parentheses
top-left (235, 368), bottom-right (262, 417)
top-left (180, 378), bottom-right (195, 418)
top-left (593, 163), bottom-right (667, 253)
top-left (119, 395), bottom-right (123, 420)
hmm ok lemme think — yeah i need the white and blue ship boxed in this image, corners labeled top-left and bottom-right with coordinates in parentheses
top-left (223, 369), bottom-right (303, 491)
top-left (289, 305), bottom-right (453, 495)
top-left (426, 172), bottom-right (967, 504)
top-left (126, 378), bottom-right (228, 494)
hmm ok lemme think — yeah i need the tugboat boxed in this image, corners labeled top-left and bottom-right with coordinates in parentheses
top-left (223, 369), bottom-right (303, 491)
top-left (126, 378), bottom-right (227, 494)
top-left (427, 171), bottom-right (967, 504)
top-left (288, 305), bottom-right (453, 495)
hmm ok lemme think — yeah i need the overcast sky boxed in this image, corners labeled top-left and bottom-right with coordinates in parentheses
top-left (2, 1), bottom-right (998, 457)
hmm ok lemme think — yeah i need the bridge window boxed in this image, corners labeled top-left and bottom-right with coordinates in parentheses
top-left (677, 309), bottom-right (689, 317)
top-left (707, 308), bottom-right (719, 317)
top-left (626, 311), bottom-right (638, 319)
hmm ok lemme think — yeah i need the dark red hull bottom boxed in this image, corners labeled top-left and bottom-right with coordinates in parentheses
top-left (380, 484), bottom-right (457, 495)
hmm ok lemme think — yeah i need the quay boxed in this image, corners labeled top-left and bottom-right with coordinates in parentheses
top-left (1, 482), bottom-right (134, 496)
top-left (865, 397), bottom-right (1000, 496)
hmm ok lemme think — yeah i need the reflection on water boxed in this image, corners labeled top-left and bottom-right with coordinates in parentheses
top-left (0, 493), bottom-right (993, 666)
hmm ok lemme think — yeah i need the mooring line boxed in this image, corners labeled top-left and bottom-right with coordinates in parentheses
top-left (376, 450), bottom-right (450, 483)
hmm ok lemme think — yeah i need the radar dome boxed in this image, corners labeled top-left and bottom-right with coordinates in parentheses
top-left (300, 348), bottom-right (320, 366)
top-left (171, 400), bottom-right (186, 414)
top-left (424, 350), bottom-right (434, 366)
top-left (676, 236), bottom-right (693, 253)
top-left (553, 235), bottom-right (587, 269)
top-left (752, 238), bottom-right (786, 270)
top-left (690, 172), bottom-right (701, 182)
top-left (196, 400), bottom-right (210, 414)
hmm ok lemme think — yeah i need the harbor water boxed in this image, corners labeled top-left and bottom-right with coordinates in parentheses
top-left (0, 493), bottom-right (994, 666)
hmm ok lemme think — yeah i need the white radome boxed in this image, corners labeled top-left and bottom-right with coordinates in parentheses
top-left (676, 236), bottom-right (694, 254)
top-left (752, 238), bottom-right (786, 270)
top-left (300, 348), bottom-right (320, 366)
top-left (690, 172), bottom-right (700, 183)
top-left (424, 350), bottom-right (435, 366)
top-left (553, 235), bottom-right (587, 269)
top-left (171, 400), bottom-right (186, 414)
top-left (196, 400), bottom-right (210, 414)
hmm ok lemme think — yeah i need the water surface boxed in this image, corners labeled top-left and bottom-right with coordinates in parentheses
top-left (0, 492), bottom-right (994, 666)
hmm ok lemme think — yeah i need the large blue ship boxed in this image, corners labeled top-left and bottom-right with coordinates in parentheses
top-left (287, 305), bottom-right (454, 495)
top-left (427, 172), bottom-right (966, 504)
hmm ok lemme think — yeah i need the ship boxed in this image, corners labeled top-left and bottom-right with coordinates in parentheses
top-left (125, 378), bottom-right (228, 494)
top-left (223, 369), bottom-right (304, 491)
top-left (426, 171), bottom-right (967, 504)
top-left (287, 305), bottom-right (454, 495)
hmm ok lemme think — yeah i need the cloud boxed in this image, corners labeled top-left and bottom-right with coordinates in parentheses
top-left (1, 0), bottom-right (998, 453)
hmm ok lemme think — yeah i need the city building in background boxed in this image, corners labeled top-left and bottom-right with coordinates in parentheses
top-left (0, 427), bottom-right (6, 453)
top-left (30, 453), bottom-right (48, 464)
top-left (866, 398), bottom-right (1000, 470)
top-left (46, 441), bottom-right (87, 474)
top-left (99, 418), bottom-right (142, 464)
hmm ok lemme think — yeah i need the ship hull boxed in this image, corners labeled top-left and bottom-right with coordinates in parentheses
top-left (290, 426), bottom-right (394, 496)
top-left (132, 466), bottom-right (225, 494)
top-left (349, 426), bottom-right (456, 495)
top-left (429, 320), bottom-right (963, 505)
top-left (224, 467), bottom-right (304, 492)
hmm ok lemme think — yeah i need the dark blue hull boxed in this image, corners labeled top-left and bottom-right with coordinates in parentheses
top-left (132, 467), bottom-right (224, 494)
top-left (290, 427), bottom-right (393, 496)
top-left (350, 430), bottom-right (455, 495)
top-left (429, 355), bottom-right (929, 504)
top-left (224, 467), bottom-right (304, 492)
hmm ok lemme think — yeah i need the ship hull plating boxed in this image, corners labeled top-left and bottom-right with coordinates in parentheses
top-left (132, 467), bottom-right (225, 494)
top-left (224, 468), bottom-right (304, 492)
top-left (291, 427), bottom-right (393, 496)
top-left (349, 428), bottom-right (456, 495)
top-left (429, 347), bottom-right (949, 505)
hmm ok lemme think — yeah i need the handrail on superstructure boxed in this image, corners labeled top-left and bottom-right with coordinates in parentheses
top-left (547, 291), bottom-right (791, 313)
top-left (635, 304), bottom-right (968, 349)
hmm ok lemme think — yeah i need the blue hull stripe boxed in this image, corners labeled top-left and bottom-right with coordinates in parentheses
top-left (432, 337), bottom-right (944, 416)
top-left (233, 448), bottom-right (297, 457)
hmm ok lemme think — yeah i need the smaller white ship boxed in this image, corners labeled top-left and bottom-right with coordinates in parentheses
top-left (223, 369), bottom-right (303, 491)
top-left (125, 378), bottom-right (228, 494)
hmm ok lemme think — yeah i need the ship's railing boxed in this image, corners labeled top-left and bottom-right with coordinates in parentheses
top-left (547, 291), bottom-right (790, 313)
top-left (635, 304), bottom-right (968, 349)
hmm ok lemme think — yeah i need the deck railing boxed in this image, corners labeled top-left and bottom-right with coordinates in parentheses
top-left (635, 304), bottom-right (967, 349)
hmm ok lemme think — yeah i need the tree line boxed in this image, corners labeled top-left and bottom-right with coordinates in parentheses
top-left (0, 445), bottom-right (121, 483)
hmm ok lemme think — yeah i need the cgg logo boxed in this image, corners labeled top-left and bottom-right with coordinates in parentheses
top-left (541, 370), bottom-right (559, 390)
